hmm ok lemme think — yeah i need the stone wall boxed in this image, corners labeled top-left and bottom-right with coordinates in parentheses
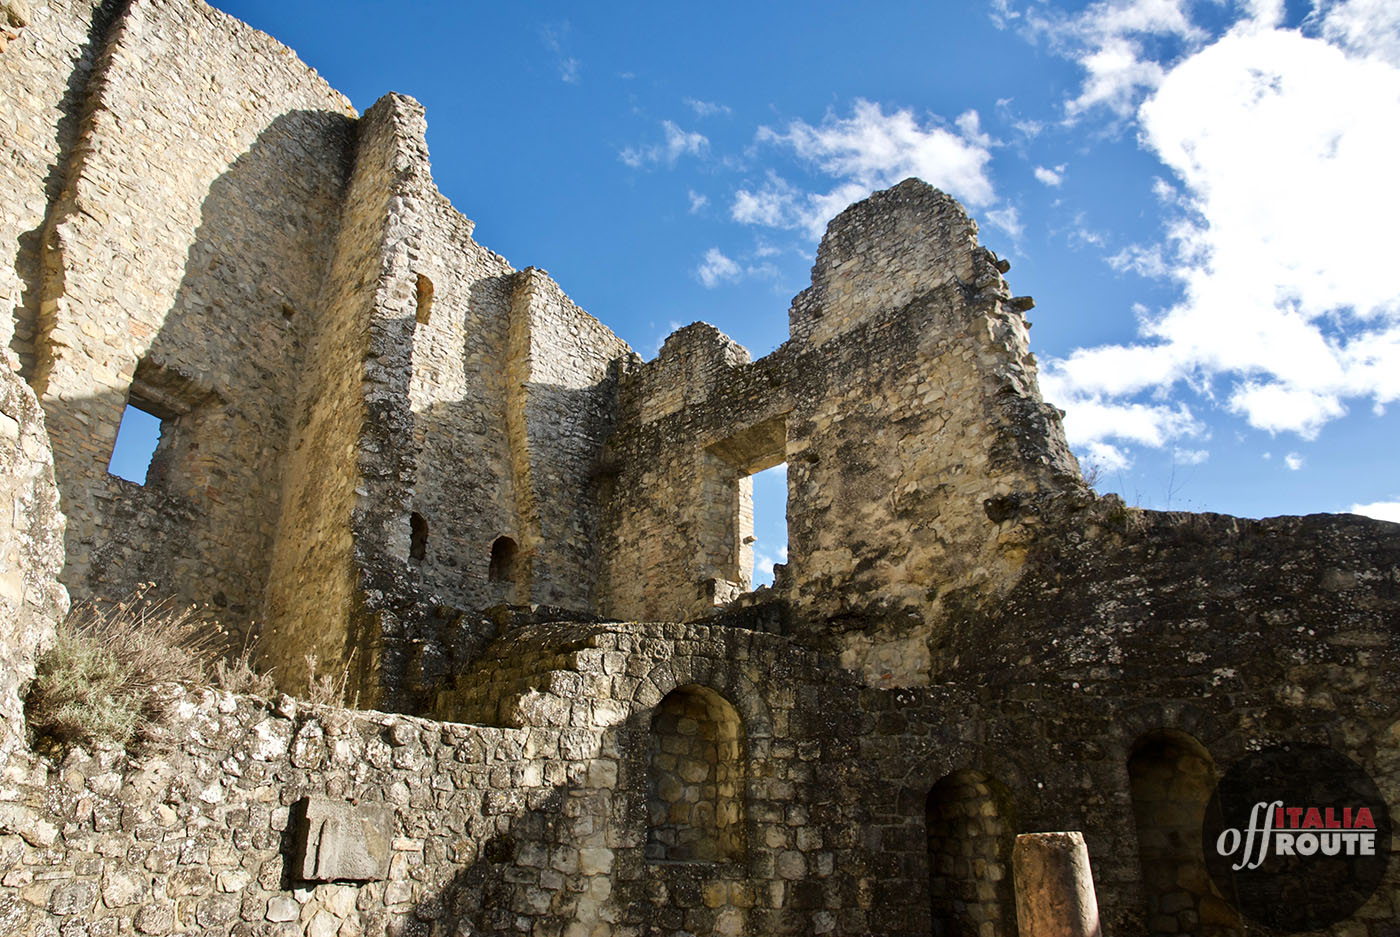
top-left (3, 521), bottom-right (1398, 937)
top-left (0, 367), bottom-right (66, 759)
top-left (505, 269), bottom-right (633, 612)
top-left (600, 181), bottom-right (1083, 687)
top-left (3, 0), bottom-right (355, 642)
top-left (0, 0), bottom-right (115, 373)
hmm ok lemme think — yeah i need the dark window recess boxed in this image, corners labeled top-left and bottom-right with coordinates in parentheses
top-left (488, 536), bottom-right (518, 582)
top-left (410, 513), bottom-right (428, 562)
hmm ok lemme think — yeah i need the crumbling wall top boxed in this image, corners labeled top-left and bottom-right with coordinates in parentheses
top-left (788, 178), bottom-right (984, 346)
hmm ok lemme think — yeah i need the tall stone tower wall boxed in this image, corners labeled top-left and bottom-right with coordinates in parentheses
top-left (2, 0), bottom-right (355, 638)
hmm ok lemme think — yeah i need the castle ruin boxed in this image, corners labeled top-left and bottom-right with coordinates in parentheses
top-left (0, 1), bottom-right (1397, 935)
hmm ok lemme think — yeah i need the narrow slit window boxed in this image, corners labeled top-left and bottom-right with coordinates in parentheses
top-left (107, 403), bottom-right (164, 485)
top-left (410, 512), bottom-right (428, 563)
top-left (415, 274), bottom-right (434, 325)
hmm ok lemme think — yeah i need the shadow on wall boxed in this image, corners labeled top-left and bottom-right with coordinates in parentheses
top-left (10, 0), bottom-right (124, 376)
top-left (37, 108), bottom-right (352, 648)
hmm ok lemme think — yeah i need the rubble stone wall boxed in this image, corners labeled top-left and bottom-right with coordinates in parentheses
top-left (601, 182), bottom-right (1083, 687)
top-left (0, 368), bottom-right (66, 760)
top-left (4, 0), bottom-right (354, 641)
top-left (0, 0), bottom-right (115, 373)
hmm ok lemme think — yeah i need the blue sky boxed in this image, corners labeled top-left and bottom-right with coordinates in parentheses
top-left (166, 0), bottom-right (1400, 585)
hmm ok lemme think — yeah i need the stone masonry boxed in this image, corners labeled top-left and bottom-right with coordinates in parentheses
top-left (1, 1), bottom-right (1398, 935)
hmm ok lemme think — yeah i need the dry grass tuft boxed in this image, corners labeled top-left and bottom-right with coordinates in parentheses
top-left (26, 588), bottom-right (221, 751)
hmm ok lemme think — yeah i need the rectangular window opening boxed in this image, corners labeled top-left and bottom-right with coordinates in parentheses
top-left (107, 403), bottom-right (164, 486)
top-left (749, 462), bottom-right (788, 589)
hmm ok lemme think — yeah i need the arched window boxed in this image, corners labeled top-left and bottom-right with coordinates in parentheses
top-left (409, 512), bottom-right (428, 563)
top-left (926, 770), bottom-right (1017, 937)
top-left (1128, 731), bottom-right (1243, 936)
top-left (646, 685), bottom-right (746, 862)
top-left (488, 536), bottom-right (518, 582)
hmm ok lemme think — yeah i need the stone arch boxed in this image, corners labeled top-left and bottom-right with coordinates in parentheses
top-left (926, 768), bottom-right (1018, 937)
top-left (1127, 729), bottom-right (1243, 937)
top-left (645, 683), bottom-right (747, 863)
top-left (631, 656), bottom-right (772, 742)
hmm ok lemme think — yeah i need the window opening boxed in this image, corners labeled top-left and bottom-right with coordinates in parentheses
top-left (750, 462), bottom-right (787, 588)
top-left (107, 403), bottom-right (163, 485)
top-left (409, 513), bottom-right (428, 563)
top-left (489, 535), bottom-right (518, 582)
top-left (416, 274), bottom-right (434, 325)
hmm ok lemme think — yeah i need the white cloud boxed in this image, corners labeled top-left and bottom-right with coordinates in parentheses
top-left (731, 172), bottom-right (802, 226)
top-left (694, 248), bottom-right (779, 289)
top-left (1284, 451), bottom-right (1304, 470)
top-left (1351, 500), bottom-right (1400, 523)
top-left (695, 248), bottom-right (742, 288)
top-left (1107, 244), bottom-right (1167, 278)
top-left (955, 109), bottom-right (995, 147)
top-left (985, 206), bottom-right (1023, 239)
top-left (1085, 440), bottom-right (1133, 472)
top-left (1316, 0), bottom-right (1400, 66)
top-left (540, 24), bottom-right (580, 84)
top-left (1034, 164), bottom-right (1065, 186)
top-left (686, 98), bottom-right (733, 118)
top-left (733, 99), bottom-right (1002, 238)
top-left (1173, 447), bottom-right (1209, 465)
top-left (687, 189), bottom-right (709, 213)
top-left (1042, 14), bottom-right (1400, 449)
top-left (1010, 0), bottom-right (1204, 119)
top-left (620, 120), bottom-right (709, 168)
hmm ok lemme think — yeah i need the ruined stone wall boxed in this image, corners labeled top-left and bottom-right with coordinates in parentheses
top-left (7, 0), bottom-right (354, 639)
top-left (601, 181), bottom-right (1082, 680)
top-left (262, 92), bottom-right (636, 708)
top-left (506, 269), bottom-right (632, 611)
top-left (5, 526), bottom-right (1397, 937)
top-left (600, 324), bottom-right (788, 622)
top-left (406, 193), bottom-right (518, 615)
top-left (262, 93), bottom-right (425, 702)
top-left (0, 367), bottom-right (66, 760)
top-left (0, 0), bottom-right (116, 373)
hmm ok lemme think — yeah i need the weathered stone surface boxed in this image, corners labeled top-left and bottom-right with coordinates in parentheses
top-left (1013, 832), bottom-right (1103, 937)
top-left (0, 366), bottom-right (66, 757)
top-left (2, 3), bottom-right (1399, 937)
top-left (295, 796), bottom-right (392, 882)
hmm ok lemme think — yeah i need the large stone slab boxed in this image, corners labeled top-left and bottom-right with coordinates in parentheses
top-left (293, 796), bottom-right (392, 882)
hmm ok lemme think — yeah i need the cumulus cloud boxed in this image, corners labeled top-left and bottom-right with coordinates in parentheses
top-left (1001, 0), bottom-right (1204, 119)
top-left (620, 121), bottom-right (709, 168)
top-left (695, 248), bottom-right (741, 287)
top-left (730, 99), bottom-right (1010, 239)
top-left (1284, 451), bottom-right (1304, 470)
top-left (1351, 500), bottom-right (1400, 523)
top-left (687, 189), bottom-right (709, 213)
top-left (1039, 4), bottom-right (1400, 458)
top-left (1034, 164), bottom-right (1066, 186)
top-left (694, 247), bottom-right (779, 289)
top-left (1316, 0), bottom-right (1400, 66)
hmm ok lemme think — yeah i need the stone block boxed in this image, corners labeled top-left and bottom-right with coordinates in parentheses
top-left (293, 797), bottom-right (393, 883)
